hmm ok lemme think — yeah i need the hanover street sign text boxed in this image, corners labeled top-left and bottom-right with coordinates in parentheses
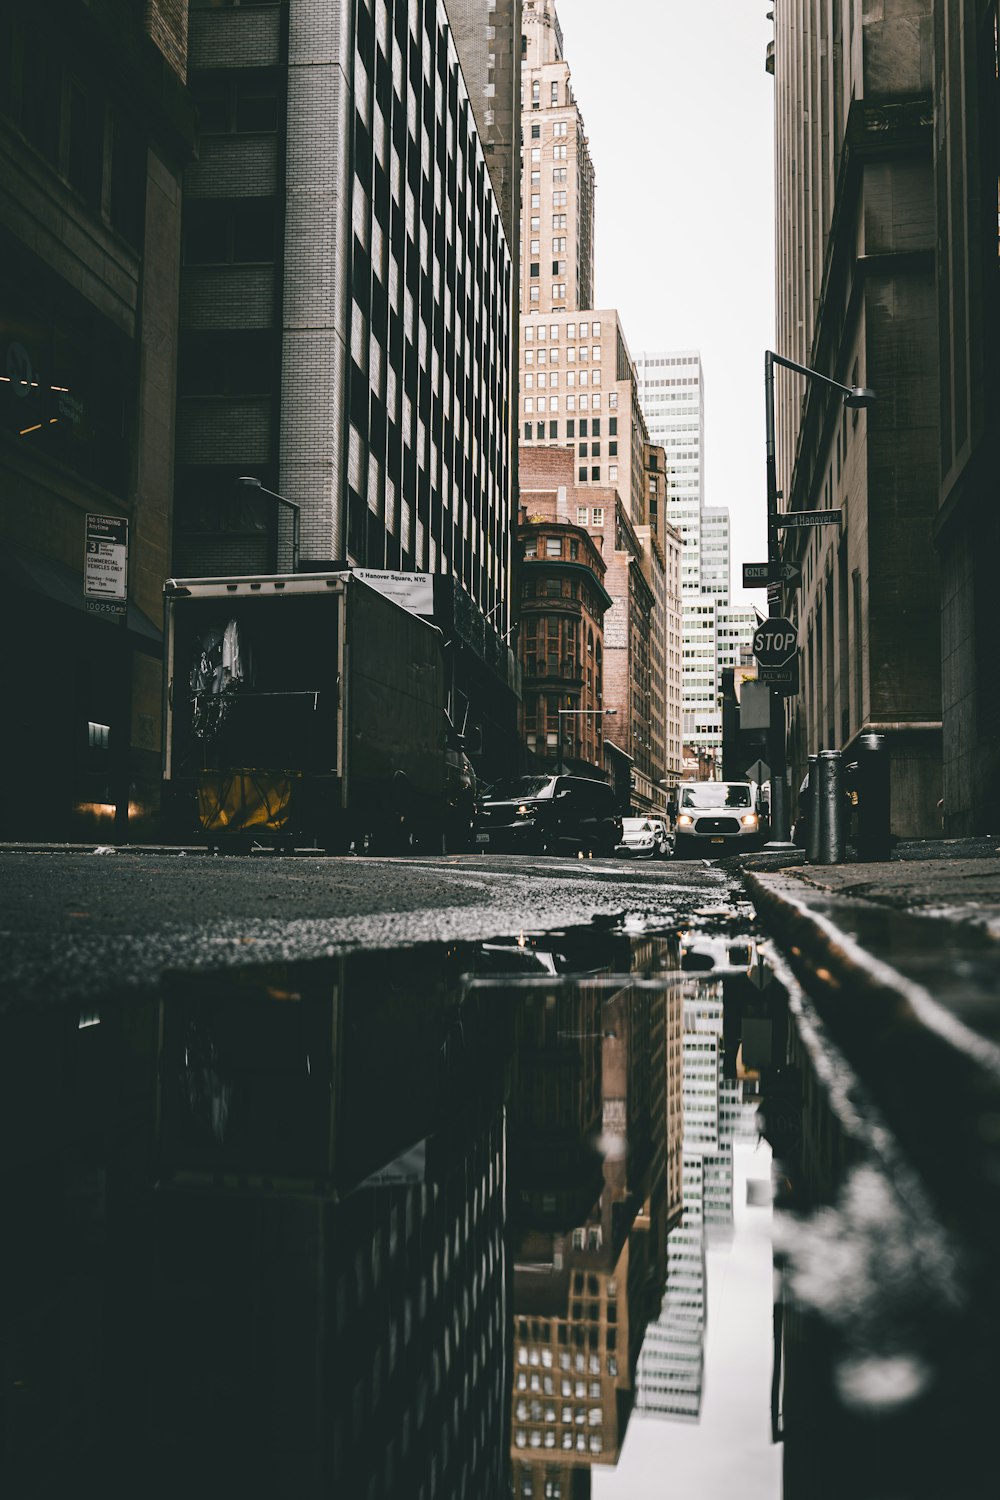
top-left (775, 509), bottom-right (842, 529)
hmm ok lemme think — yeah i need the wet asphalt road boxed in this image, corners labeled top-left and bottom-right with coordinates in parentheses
top-left (0, 849), bottom-right (742, 1006)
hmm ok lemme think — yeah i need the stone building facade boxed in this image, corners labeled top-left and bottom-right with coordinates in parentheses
top-left (0, 0), bottom-right (195, 839)
top-left (519, 0), bottom-right (595, 315)
top-left (931, 0), bottom-right (1000, 835)
top-left (644, 442), bottom-right (684, 784)
top-left (770, 0), bottom-right (943, 837)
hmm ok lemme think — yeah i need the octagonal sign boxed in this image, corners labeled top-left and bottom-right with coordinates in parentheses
top-left (753, 617), bottom-right (797, 668)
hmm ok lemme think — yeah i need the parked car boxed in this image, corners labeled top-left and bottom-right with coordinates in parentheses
top-left (474, 775), bottom-right (623, 856)
top-left (673, 781), bottom-right (766, 857)
top-left (615, 816), bottom-right (671, 858)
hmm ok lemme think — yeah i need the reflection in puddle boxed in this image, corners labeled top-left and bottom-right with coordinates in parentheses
top-left (0, 923), bottom-right (790, 1498)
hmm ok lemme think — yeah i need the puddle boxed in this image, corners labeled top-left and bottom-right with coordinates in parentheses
top-left (1, 914), bottom-right (984, 1498)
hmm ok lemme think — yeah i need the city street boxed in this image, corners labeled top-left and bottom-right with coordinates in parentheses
top-left (0, 847), bottom-right (744, 1006)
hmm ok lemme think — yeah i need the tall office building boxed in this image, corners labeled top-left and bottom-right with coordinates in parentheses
top-left (519, 0), bottom-right (595, 315)
top-left (636, 351), bottom-right (739, 771)
top-left (516, 0), bottom-right (674, 808)
top-left (176, 0), bottom-right (520, 771)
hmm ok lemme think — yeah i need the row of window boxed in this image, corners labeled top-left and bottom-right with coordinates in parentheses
top-left (523, 369), bottom-right (603, 388)
top-left (524, 212), bottom-right (570, 232)
top-left (514, 1430), bottom-right (604, 1454)
top-left (524, 346), bottom-right (602, 364)
top-left (528, 120), bottom-right (570, 140)
top-left (523, 390), bottom-right (616, 414)
top-left (524, 321), bottom-right (602, 341)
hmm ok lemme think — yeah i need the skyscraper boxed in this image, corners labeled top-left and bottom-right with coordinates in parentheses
top-left (516, 0), bottom-right (674, 810)
top-left (519, 0), bottom-right (595, 315)
top-left (636, 351), bottom-right (736, 771)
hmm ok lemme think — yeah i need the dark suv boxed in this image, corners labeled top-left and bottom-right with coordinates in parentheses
top-left (474, 775), bottom-right (623, 856)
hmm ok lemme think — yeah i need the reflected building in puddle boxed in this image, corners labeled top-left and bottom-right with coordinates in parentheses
top-left (636, 949), bottom-right (760, 1420)
top-left (1, 945), bottom-right (515, 1500)
top-left (503, 935), bottom-right (680, 1495)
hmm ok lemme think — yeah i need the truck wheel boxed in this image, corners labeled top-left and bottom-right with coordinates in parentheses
top-left (673, 835), bottom-right (692, 860)
top-left (320, 823), bottom-right (350, 855)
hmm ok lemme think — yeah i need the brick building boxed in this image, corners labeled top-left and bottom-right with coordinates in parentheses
top-left (517, 447), bottom-right (612, 775)
top-left (0, 0), bottom-right (195, 839)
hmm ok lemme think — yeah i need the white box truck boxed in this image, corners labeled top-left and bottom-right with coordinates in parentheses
top-left (162, 572), bottom-right (474, 852)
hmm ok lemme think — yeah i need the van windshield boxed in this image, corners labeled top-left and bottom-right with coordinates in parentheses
top-left (681, 783), bottom-right (752, 809)
top-left (489, 776), bottom-right (556, 800)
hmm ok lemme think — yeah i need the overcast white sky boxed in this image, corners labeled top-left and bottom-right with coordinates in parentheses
top-left (553, 0), bottom-right (777, 606)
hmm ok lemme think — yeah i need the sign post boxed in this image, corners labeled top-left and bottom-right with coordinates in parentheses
top-left (742, 560), bottom-right (801, 589)
top-left (84, 514), bottom-right (128, 617)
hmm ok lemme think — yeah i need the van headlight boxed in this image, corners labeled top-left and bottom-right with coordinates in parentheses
top-left (677, 814), bottom-right (694, 828)
top-left (741, 813), bottom-right (758, 828)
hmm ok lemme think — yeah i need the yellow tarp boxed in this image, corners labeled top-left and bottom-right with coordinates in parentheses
top-left (197, 770), bottom-right (294, 833)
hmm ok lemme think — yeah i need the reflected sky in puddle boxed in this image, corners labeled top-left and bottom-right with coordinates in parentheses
top-left (0, 920), bottom-right (789, 1499)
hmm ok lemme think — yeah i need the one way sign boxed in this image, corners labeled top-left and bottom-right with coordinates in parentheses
top-left (743, 561), bottom-right (801, 588)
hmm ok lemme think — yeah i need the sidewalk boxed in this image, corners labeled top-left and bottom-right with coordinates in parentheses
top-left (740, 836), bottom-right (1000, 1248)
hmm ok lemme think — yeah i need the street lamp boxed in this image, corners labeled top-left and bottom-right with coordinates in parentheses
top-left (237, 476), bottom-right (301, 573)
top-left (556, 707), bottom-right (617, 774)
top-left (764, 351), bottom-right (875, 843)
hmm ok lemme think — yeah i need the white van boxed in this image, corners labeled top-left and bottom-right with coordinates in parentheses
top-left (673, 781), bottom-right (766, 856)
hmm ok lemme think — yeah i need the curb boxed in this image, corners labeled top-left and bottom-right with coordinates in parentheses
top-left (744, 868), bottom-right (1000, 1250)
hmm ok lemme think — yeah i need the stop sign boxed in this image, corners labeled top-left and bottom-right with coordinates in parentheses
top-left (753, 616), bottom-right (797, 667)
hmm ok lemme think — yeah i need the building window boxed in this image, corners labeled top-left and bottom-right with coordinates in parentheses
top-left (191, 70), bottom-right (281, 134)
top-left (592, 507), bottom-right (604, 525)
top-left (546, 538), bottom-right (562, 557)
top-left (184, 200), bottom-right (277, 265)
top-left (578, 467), bottom-right (587, 482)
top-left (591, 466), bottom-right (600, 481)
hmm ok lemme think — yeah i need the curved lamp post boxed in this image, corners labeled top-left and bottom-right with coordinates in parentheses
top-left (764, 352), bottom-right (875, 844)
top-left (237, 475), bottom-right (300, 574)
top-left (556, 707), bottom-right (617, 775)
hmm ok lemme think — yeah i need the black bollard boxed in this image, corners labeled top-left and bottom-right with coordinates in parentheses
top-left (855, 732), bottom-right (891, 861)
top-left (805, 753), bottom-right (820, 863)
top-left (816, 749), bottom-right (845, 864)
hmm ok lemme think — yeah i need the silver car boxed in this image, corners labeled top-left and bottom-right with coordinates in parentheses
top-left (615, 816), bottom-right (671, 858)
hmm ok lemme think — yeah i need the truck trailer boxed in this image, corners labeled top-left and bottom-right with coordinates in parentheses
top-left (162, 572), bottom-right (473, 852)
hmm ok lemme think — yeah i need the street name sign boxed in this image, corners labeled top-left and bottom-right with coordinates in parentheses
top-left (742, 561), bottom-right (801, 588)
top-left (776, 510), bottom-right (842, 529)
top-left (752, 617), bottom-right (797, 668)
